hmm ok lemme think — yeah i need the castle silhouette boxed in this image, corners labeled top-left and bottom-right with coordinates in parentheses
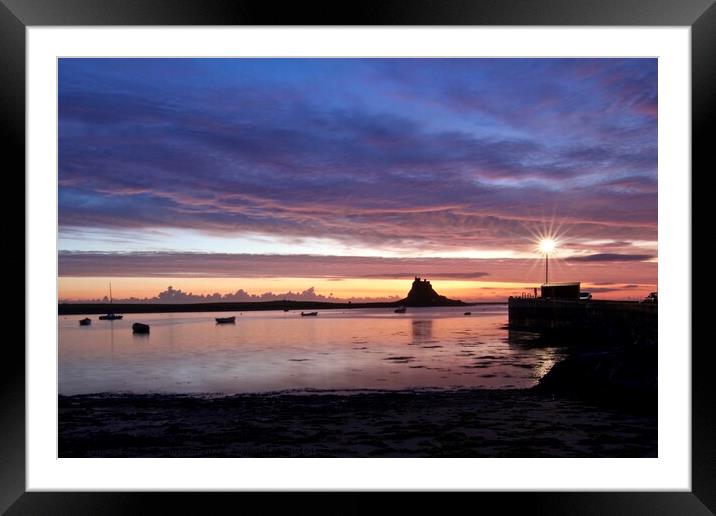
top-left (399, 277), bottom-right (466, 307)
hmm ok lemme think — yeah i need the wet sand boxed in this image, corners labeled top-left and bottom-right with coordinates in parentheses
top-left (58, 389), bottom-right (656, 457)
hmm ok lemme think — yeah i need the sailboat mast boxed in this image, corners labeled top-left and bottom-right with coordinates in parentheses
top-left (109, 282), bottom-right (113, 305)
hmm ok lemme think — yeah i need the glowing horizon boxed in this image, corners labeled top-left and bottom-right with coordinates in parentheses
top-left (58, 275), bottom-right (657, 303)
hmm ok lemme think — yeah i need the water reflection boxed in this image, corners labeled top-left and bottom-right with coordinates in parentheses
top-left (411, 319), bottom-right (434, 345)
top-left (59, 306), bottom-right (566, 395)
top-left (109, 319), bottom-right (115, 360)
top-left (505, 329), bottom-right (564, 383)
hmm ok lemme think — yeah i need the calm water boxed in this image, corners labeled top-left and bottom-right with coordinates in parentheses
top-left (58, 306), bottom-right (565, 395)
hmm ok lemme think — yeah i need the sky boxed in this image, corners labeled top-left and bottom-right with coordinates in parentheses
top-left (58, 58), bottom-right (657, 302)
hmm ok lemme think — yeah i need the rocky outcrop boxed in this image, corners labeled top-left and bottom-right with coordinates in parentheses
top-left (398, 277), bottom-right (467, 307)
top-left (535, 344), bottom-right (657, 410)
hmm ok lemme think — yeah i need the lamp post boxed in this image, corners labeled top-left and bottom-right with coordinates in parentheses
top-left (545, 250), bottom-right (549, 284)
top-left (539, 239), bottom-right (556, 284)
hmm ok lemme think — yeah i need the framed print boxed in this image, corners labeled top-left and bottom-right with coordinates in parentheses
top-left (5, 0), bottom-right (713, 513)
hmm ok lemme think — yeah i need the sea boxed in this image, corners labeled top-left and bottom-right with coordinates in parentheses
top-left (58, 305), bottom-right (565, 395)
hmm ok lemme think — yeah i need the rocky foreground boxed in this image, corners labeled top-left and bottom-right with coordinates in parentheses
top-left (59, 392), bottom-right (655, 458)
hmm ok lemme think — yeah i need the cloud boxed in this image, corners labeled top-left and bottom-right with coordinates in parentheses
top-left (58, 251), bottom-right (491, 279)
top-left (58, 251), bottom-right (658, 286)
top-left (566, 253), bottom-right (654, 262)
top-left (585, 287), bottom-right (622, 293)
top-left (358, 272), bottom-right (490, 280)
top-left (61, 285), bottom-right (401, 304)
top-left (58, 58), bottom-right (658, 257)
top-left (584, 283), bottom-right (643, 293)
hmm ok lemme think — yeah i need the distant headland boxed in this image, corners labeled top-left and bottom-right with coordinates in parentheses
top-left (58, 277), bottom-right (478, 315)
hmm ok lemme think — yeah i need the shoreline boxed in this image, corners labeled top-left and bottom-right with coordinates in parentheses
top-left (58, 300), bottom-right (502, 315)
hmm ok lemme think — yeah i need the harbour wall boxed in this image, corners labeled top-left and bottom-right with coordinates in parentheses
top-left (508, 298), bottom-right (657, 344)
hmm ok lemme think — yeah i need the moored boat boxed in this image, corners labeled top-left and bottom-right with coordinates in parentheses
top-left (132, 322), bottom-right (150, 334)
top-left (394, 306), bottom-right (407, 313)
top-left (300, 311), bottom-right (318, 316)
top-left (99, 282), bottom-right (123, 321)
top-left (215, 316), bottom-right (236, 324)
top-left (464, 312), bottom-right (472, 316)
top-left (79, 317), bottom-right (92, 326)
top-left (98, 313), bottom-right (123, 320)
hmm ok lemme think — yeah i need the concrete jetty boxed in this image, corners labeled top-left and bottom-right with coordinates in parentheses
top-left (508, 297), bottom-right (657, 344)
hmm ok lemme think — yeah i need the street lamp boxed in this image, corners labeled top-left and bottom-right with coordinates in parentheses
top-left (539, 238), bottom-right (556, 284)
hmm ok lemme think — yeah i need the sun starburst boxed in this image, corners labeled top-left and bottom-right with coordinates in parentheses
top-left (522, 218), bottom-right (570, 284)
top-left (538, 238), bottom-right (556, 254)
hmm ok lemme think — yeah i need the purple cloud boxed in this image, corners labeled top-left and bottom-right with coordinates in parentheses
top-left (58, 251), bottom-right (658, 287)
top-left (58, 58), bottom-right (657, 262)
top-left (566, 253), bottom-right (654, 262)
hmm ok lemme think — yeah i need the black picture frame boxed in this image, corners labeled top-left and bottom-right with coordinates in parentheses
top-left (4, 0), bottom-right (711, 513)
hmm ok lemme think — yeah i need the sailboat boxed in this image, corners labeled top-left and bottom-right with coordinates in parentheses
top-left (98, 282), bottom-right (123, 320)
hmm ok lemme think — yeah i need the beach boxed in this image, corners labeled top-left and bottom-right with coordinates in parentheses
top-left (59, 386), bottom-right (656, 458)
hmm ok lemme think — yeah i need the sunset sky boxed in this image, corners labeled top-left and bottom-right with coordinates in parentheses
top-left (58, 58), bottom-right (657, 302)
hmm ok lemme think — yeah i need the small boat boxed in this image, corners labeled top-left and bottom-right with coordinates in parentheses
top-left (394, 306), bottom-right (407, 313)
top-left (300, 311), bottom-right (318, 317)
top-left (283, 309), bottom-right (289, 312)
top-left (215, 316), bottom-right (236, 324)
top-left (99, 282), bottom-right (123, 320)
top-left (132, 322), bottom-right (150, 334)
top-left (79, 317), bottom-right (92, 326)
top-left (464, 312), bottom-right (472, 316)
top-left (98, 313), bottom-right (123, 320)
